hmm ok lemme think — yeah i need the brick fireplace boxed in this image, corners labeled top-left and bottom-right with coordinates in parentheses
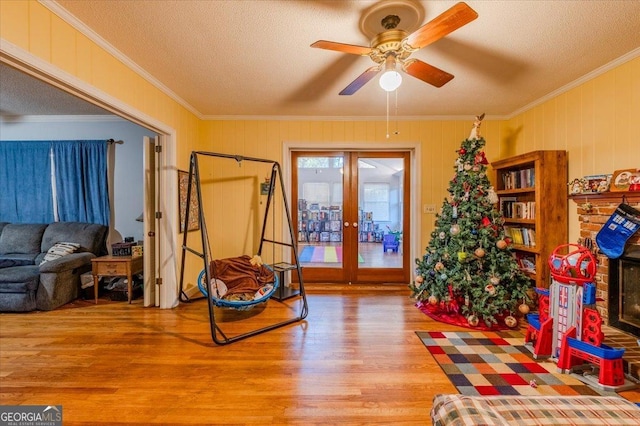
top-left (571, 192), bottom-right (640, 380)
top-left (572, 193), bottom-right (640, 327)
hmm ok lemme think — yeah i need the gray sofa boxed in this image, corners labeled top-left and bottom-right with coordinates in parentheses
top-left (0, 222), bottom-right (108, 312)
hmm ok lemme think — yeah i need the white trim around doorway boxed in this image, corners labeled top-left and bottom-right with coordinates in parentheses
top-left (282, 141), bottom-right (421, 282)
top-left (1, 39), bottom-right (179, 309)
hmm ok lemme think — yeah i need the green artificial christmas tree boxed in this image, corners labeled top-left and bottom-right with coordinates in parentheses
top-left (410, 115), bottom-right (531, 329)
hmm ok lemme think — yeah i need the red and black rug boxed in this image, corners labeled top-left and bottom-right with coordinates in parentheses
top-left (417, 330), bottom-right (606, 397)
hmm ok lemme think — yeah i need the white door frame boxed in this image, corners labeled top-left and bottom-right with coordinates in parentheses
top-left (283, 141), bottom-right (421, 280)
top-left (1, 40), bottom-right (179, 308)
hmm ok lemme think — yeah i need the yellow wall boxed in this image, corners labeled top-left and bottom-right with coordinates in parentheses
top-left (2, 1), bottom-right (638, 289)
top-left (502, 56), bottom-right (640, 242)
top-left (199, 119), bottom-right (506, 256)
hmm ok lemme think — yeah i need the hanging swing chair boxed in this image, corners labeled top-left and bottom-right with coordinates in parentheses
top-left (196, 259), bottom-right (279, 311)
top-left (178, 151), bottom-right (308, 345)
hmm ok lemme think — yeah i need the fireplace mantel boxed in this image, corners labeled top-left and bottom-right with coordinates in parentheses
top-left (570, 191), bottom-right (640, 204)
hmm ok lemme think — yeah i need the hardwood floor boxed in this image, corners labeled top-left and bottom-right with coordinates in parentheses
top-left (1, 285), bottom-right (638, 425)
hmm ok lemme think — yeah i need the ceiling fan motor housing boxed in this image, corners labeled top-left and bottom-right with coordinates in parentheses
top-left (370, 29), bottom-right (411, 63)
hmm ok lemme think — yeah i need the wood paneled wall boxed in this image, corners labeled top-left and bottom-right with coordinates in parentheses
top-left (503, 56), bottom-right (640, 242)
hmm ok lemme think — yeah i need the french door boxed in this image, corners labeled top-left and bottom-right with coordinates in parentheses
top-left (292, 151), bottom-right (410, 284)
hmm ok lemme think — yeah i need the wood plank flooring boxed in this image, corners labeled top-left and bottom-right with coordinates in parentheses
top-left (1, 285), bottom-right (638, 425)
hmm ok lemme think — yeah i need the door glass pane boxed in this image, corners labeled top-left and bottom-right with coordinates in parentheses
top-left (358, 157), bottom-right (403, 269)
top-left (297, 156), bottom-right (343, 268)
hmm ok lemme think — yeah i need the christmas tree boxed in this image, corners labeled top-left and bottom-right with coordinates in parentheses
top-left (410, 115), bottom-right (531, 329)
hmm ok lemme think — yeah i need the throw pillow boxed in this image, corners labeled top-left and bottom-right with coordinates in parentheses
top-left (40, 242), bottom-right (81, 265)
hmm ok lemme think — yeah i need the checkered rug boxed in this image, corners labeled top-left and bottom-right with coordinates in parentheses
top-left (417, 330), bottom-right (605, 397)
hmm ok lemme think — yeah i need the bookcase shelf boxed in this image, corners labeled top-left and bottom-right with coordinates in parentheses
top-left (297, 205), bottom-right (342, 243)
top-left (492, 150), bottom-right (568, 289)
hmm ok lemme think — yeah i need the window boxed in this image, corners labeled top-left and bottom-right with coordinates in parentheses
top-left (302, 182), bottom-right (330, 207)
top-left (363, 183), bottom-right (390, 221)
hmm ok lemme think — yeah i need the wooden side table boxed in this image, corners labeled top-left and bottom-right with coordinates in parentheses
top-left (92, 255), bottom-right (144, 304)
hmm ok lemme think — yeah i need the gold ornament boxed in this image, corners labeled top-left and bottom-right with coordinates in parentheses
top-left (496, 239), bottom-right (508, 249)
top-left (519, 303), bottom-right (530, 314)
top-left (467, 315), bottom-right (479, 327)
top-left (415, 275), bottom-right (424, 284)
top-left (504, 315), bottom-right (518, 328)
top-left (428, 295), bottom-right (438, 305)
top-left (474, 247), bottom-right (485, 258)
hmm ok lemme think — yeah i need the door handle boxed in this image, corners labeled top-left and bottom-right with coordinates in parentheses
top-left (352, 222), bottom-right (358, 228)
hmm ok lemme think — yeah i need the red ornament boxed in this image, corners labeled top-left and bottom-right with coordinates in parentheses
top-left (459, 148), bottom-right (466, 155)
top-left (474, 151), bottom-right (489, 165)
top-left (481, 217), bottom-right (492, 227)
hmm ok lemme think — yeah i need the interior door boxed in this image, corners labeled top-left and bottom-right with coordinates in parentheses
top-left (351, 151), bottom-right (410, 283)
top-left (292, 151), bottom-right (410, 284)
top-left (143, 136), bottom-right (159, 307)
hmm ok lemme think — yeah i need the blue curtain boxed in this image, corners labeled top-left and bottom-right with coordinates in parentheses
top-left (0, 141), bottom-right (54, 223)
top-left (52, 141), bottom-right (110, 225)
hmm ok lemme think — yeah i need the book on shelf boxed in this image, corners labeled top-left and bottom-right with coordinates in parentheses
top-left (501, 167), bottom-right (535, 189)
top-left (514, 252), bottom-right (536, 273)
top-left (504, 226), bottom-right (536, 247)
top-left (500, 197), bottom-right (536, 219)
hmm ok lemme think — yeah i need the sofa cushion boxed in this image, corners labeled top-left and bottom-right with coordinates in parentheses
top-left (0, 266), bottom-right (39, 312)
top-left (40, 242), bottom-right (81, 265)
top-left (41, 222), bottom-right (107, 255)
top-left (0, 254), bottom-right (38, 268)
top-left (0, 265), bottom-right (40, 288)
top-left (0, 223), bottom-right (48, 255)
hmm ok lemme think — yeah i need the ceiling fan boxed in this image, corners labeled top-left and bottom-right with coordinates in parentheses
top-left (311, 1), bottom-right (478, 95)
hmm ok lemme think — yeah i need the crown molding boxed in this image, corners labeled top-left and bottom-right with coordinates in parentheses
top-left (507, 47), bottom-right (640, 119)
top-left (199, 114), bottom-right (510, 122)
top-left (40, 0), bottom-right (203, 120)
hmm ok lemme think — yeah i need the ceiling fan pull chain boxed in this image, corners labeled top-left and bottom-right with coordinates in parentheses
top-left (395, 89), bottom-right (400, 136)
top-left (386, 90), bottom-right (390, 139)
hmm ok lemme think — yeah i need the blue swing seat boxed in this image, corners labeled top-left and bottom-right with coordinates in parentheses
top-left (197, 263), bottom-right (279, 311)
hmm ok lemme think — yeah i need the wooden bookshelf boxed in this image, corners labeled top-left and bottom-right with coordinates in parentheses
top-left (492, 150), bottom-right (568, 289)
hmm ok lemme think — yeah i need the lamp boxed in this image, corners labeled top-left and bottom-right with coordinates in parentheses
top-left (379, 54), bottom-right (402, 92)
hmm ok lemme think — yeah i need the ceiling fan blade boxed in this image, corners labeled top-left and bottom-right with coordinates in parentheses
top-left (339, 66), bottom-right (381, 95)
top-left (403, 59), bottom-right (454, 88)
top-left (311, 40), bottom-right (372, 56)
top-left (403, 2), bottom-right (478, 50)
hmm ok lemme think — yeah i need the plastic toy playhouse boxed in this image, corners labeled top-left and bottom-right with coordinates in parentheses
top-left (525, 244), bottom-right (632, 391)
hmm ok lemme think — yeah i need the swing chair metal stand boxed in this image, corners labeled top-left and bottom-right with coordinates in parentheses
top-left (178, 151), bottom-right (308, 345)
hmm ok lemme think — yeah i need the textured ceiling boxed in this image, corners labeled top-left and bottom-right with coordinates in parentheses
top-left (3, 1), bottom-right (640, 119)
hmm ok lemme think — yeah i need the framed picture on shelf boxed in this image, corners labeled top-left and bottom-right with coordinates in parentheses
top-left (178, 170), bottom-right (200, 232)
top-left (582, 174), bottom-right (611, 193)
top-left (630, 172), bottom-right (640, 191)
top-left (610, 169), bottom-right (636, 192)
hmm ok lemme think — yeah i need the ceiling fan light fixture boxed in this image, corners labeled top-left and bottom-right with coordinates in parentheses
top-left (379, 70), bottom-right (402, 92)
top-left (379, 54), bottom-right (402, 92)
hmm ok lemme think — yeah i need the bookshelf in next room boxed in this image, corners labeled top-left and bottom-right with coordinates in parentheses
top-left (297, 199), bottom-right (342, 243)
top-left (492, 150), bottom-right (568, 289)
top-left (358, 210), bottom-right (382, 242)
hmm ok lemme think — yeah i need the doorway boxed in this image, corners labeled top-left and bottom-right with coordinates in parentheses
top-left (292, 151), bottom-right (410, 284)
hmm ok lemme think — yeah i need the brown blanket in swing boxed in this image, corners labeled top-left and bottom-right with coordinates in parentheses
top-left (209, 255), bottom-right (274, 301)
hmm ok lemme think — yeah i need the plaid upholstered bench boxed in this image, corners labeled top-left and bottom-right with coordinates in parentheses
top-left (431, 394), bottom-right (640, 425)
